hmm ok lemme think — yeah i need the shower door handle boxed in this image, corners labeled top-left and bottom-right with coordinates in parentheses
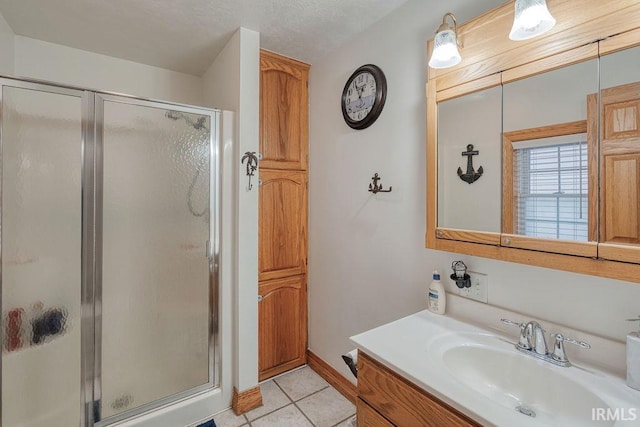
top-left (206, 240), bottom-right (212, 260)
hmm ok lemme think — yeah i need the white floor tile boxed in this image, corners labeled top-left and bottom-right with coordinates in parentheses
top-left (274, 366), bottom-right (329, 401)
top-left (211, 408), bottom-right (247, 427)
top-left (296, 387), bottom-right (355, 427)
top-left (245, 380), bottom-right (291, 421)
top-left (334, 414), bottom-right (357, 427)
top-left (251, 404), bottom-right (313, 427)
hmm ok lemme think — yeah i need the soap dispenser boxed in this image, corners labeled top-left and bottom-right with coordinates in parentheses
top-left (626, 316), bottom-right (640, 391)
top-left (428, 271), bottom-right (446, 315)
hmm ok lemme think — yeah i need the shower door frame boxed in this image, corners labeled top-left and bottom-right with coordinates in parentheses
top-left (0, 76), bottom-right (221, 427)
top-left (92, 94), bottom-right (221, 427)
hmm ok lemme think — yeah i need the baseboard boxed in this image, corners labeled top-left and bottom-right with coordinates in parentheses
top-left (306, 349), bottom-right (357, 404)
top-left (232, 385), bottom-right (263, 415)
top-left (259, 357), bottom-right (306, 382)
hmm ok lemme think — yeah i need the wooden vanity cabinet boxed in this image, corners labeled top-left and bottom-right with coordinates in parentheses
top-left (357, 352), bottom-right (481, 427)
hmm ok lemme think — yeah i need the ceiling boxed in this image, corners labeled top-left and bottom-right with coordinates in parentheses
top-left (0, 0), bottom-right (410, 76)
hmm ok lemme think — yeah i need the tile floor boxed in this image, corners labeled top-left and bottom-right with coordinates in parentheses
top-left (212, 366), bottom-right (356, 427)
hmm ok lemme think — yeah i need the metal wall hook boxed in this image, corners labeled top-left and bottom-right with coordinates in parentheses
top-left (241, 151), bottom-right (259, 190)
top-left (368, 173), bottom-right (392, 194)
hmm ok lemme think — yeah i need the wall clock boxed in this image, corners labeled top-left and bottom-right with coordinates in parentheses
top-left (341, 64), bottom-right (387, 130)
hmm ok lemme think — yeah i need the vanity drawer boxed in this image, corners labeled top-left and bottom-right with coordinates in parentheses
top-left (357, 398), bottom-right (394, 427)
top-left (357, 352), bottom-right (480, 427)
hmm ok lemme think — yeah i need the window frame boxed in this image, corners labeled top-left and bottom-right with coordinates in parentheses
top-left (503, 120), bottom-right (597, 242)
top-left (515, 139), bottom-right (589, 241)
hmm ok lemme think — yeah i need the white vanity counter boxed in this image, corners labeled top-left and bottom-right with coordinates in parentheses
top-left (350, 310), bottom-right (640, 426)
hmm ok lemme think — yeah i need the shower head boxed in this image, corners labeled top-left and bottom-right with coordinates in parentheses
top-left (166, 110), bottom-right (181, 120)
top-left (165, 110), bottom-right (209, 132)
top-left (194, 116), bottom-right (207, 130)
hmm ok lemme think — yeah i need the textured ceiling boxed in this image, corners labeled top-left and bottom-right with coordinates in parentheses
top-left (0, 0), bottom-right (410, 75)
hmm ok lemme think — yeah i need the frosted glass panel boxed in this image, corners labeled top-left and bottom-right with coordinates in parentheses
top-left (100, 101), bottom-right (211, 419)
top-left (1, 87), bottom-right (83, 426)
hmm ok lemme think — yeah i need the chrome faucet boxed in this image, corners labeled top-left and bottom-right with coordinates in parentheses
top-left (501, 318), bottom-right (591, 367)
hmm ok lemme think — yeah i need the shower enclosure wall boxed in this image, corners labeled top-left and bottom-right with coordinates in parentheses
top-left (0, 78), bottom-right (220, 427)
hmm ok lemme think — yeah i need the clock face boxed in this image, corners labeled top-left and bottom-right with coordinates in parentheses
top-left (344, 71), bottom-right (377, 122)
top-left (341, 64), bottom-right (387, 130)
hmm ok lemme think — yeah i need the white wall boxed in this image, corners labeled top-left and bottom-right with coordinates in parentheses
top-left (0, 11), bottom-right (14, 74)
top-left (202, 27), bottom-right (261, 395)
top-left (308, 0), bottom-right (640, 383)
top-left (14, 36), bottom-right (203, 106)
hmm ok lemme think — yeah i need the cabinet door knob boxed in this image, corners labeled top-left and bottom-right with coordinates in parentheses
top-left (258, 295), bottom-right (263, 302)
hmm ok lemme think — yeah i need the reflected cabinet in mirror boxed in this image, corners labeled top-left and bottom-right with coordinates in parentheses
top-left (598, 44), bottom-right (640, 264)
top-left (426, 0), bottom-right (640, 283)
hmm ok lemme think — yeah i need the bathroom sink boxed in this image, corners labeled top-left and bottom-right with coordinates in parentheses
top-left (352, 311), bottom-right (640, 427)
top-left (439, 343), bottom-right (612, 426)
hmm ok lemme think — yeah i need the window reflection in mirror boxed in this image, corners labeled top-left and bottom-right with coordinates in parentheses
top-left (503, 122), bottom-right (591, 240)
top-left (597, 45), bottom-right (640, 246)
top-left (437, 86), bottom-right (502, 233)
top-left (503, 58), bottom-right (599, 242)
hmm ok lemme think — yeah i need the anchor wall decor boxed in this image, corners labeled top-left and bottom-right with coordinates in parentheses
top-left (368, 173), bottom-right (392, 194)
top-left (457, 144), bottom-right (483, 184)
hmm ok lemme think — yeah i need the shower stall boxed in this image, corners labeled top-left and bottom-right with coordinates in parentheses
top-left (0, 78), bottom-right (220, 426)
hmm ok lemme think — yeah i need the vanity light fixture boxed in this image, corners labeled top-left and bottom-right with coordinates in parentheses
top-left (428, 12), bottom-right (461, 69)
top-left (509, 0), bottom-right (556, 41)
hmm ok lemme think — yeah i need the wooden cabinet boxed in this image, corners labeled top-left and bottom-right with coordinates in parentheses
top-left (258, 50), bottom-right (309, 380)
top-left (259, 50), bottom-right (309, 170)
top-left (598, 81), bottom-right (640, 244)
top-left (357, 352), bottom-right (480, 427)
top-left (258, 275), bottom-right (307, 380)
top-left (357, 398), bottom-right (393, 427)
top-left (258, 170), bottom-right (307, 282)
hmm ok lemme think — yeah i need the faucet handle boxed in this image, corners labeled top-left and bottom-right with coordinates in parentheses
top-left (556, 334), bottom-right (591, 349)
top-left (501, 318), bottom-right (531, 350)
top-left (550, 333), bottom-right (591, 366)
top-left (500, 318), bottom-right (523, 327)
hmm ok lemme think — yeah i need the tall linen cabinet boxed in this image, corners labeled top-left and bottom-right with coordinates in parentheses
top-left (258, 50), bottom-right (309, 380)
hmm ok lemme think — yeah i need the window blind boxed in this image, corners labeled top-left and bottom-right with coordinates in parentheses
top-left (514, 140), bottom-right (588, 241)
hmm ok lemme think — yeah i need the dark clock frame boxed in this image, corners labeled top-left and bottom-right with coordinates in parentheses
top-left (341, 64), bottom-right (387, 130)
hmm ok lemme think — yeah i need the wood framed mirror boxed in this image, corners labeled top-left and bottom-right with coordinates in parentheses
top-left (426, 0), bottom-right (640, 283)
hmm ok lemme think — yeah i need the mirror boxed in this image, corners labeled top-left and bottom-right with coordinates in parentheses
top-left (502, 59), bottom-right (599, 243)
top-left (437, 86), bottom-right (502, 233)
top-left (597, 45), bottom-right (640, 248)
top-left (426, 4), bottom-right (640, 280)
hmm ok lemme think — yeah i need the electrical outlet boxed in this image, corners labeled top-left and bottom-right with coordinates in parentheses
top-left (458, 271), bottom-right (488, 303)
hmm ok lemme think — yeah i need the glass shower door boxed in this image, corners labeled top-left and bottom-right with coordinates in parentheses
top-left (95, 95), bottom-right (216, 423)
top-left (1, 82), bottom-right (86, 427)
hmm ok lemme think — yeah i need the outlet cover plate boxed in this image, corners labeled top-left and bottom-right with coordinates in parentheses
top-left (459, 271), bottom-right (488, 303)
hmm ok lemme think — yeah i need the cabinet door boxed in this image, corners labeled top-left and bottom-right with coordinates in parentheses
top-left (258, 169), bottom-right (307, 281)
top-left (258, 275), bottom-right (307, 380)
top-left (260, 50), bottom-right (309, 170)
top-left (599, 82), bottom-right (640, 246)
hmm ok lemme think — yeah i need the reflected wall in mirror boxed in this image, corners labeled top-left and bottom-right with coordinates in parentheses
top-left (502, 58), bottom-right (598, 243)
top-left (437, 86), bottom-right (502, 233)
top-left (597, 45), bottom-right (640, 247)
